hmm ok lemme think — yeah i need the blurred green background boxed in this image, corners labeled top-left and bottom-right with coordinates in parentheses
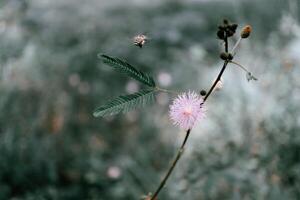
top-left (0, 0), bottom-right (300, 199)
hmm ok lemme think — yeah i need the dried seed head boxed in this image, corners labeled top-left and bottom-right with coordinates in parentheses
top-left (217, 30), bottom-right (225, 39)
top-left (218, 20), bottom-right (238, 39)
top-left (226, 29), bottom-right (235, 37)
top-left (230, 24), bottom-right (238, 31)
top-left (218, 25), bottom-right (225, 30)
top-left (241, 25), bottom-right (252, 38)
top-left (133, 34), bottom-right (148, 48)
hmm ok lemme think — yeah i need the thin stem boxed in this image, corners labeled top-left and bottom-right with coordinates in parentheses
top-left (231, 37), bottom-right (242, 55)
top-left (229, 61), bottom-right (249, 73)
top-left (150, 129), bottom-right (191, 200)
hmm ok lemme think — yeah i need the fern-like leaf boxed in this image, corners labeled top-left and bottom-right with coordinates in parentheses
top-left (93, 89), bottom-right (155, 117)
top-left (99, 54), bottom-right (156, 87)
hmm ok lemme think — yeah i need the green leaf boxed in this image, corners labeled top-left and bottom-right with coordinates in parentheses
top-left (93, 89), bottom-right (155, 117)
top-left (99, 54), bottom-right (156, 87)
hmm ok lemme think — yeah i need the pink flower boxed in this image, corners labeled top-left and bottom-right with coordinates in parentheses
top-left (169, 91), bottom-right (205, 130)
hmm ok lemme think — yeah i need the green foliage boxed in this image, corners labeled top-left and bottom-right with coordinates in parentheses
top-left (95, 55), bottom-right (157, 117)
top-left (93, 89), bottom-right (155, 117)
top-left (100, 54), bottom-right (156, 87)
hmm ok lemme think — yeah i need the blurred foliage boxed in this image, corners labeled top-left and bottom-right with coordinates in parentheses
top-left (0, 0), bottom-right (300, 199)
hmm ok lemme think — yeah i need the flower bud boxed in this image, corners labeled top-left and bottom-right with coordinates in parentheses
top-left (220, 52), bottom-right (227, 60)
top-left (200, 90), bottom-right (207, 96)
top-left (241, 25), bottom-right (252, 38)
top-left (220, 52), bottom-right (233, 61)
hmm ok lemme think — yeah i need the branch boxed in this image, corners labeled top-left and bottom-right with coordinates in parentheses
top-left (150, 129), bottom-right (191, 200)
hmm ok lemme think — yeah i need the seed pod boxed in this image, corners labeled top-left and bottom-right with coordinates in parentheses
top-left (220, 52), bottom-right (228, 60)
top-left (227, 29), bottom-right (235, 37)
top-left (220, 52), bottom-right (233, 61)
top-left (230, 24), bottom-right (238, 31)
top-left (241, 25), bottom-right (252, 38)
top-left (227, 53), bottom-right (233, 60)
top-left (217, 30), bottom-right (225, 39)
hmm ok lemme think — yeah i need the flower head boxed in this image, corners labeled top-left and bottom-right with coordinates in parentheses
top-left (169, 91), bottom-right (205, 130)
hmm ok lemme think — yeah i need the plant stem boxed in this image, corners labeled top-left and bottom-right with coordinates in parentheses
top-left (203, 32), bottom-right (230, 103)
top-left (149, 29), bottom-right (230, 200)
top-left (150, 129), bottom-right (191, 200)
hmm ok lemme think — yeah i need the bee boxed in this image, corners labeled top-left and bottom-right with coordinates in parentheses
top-left (133, 34), bottom-right (148, 48)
